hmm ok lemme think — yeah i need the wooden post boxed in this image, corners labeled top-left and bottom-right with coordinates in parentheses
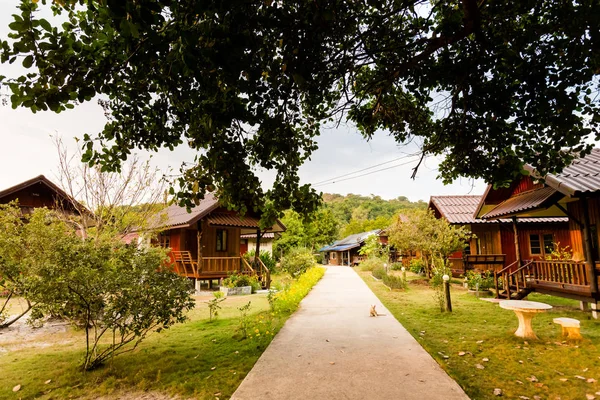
top-left (348, 250), bottom-right (351, 266)
top-left (581, 197), bottom-right (598, 293)
top-left (255, 228), bottom-right (261, 267)
top-left (197, 221), bottom-right (203, 271)
top-left (512, 216), bottom-right (521, 268)
top-left (443, 274), bottom-right (452, 312)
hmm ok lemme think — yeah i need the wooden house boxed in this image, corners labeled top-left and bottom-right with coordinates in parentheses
top-left (319, 229), bottom-right (389, 266)
top-left (150, 193), bottom-right (285, 289)
top-left (429, 195), bottom-right (570, 275)
top-left (0, 175), bottom-right (89, 220)
top-left (474, 148), bottom-right (600, 312)
top-left (240, 232), bottom-right (277, 255)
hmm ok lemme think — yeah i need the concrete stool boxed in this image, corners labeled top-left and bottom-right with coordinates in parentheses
top-left (553, 317), bottom-right (582, 340)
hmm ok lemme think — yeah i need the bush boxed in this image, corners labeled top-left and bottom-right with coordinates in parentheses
top-left (222, 273), bottom-right (261, 293)
top-left (244, 250), bottom-right (277, 272)
top-left (409, 258), bottom-right (426, 274)
top-left (464, 270), bottom-right (494, 290)
top-left (382, 274), bottom-right (407, 289)
top-left (390, 262), bottom-right (404, 271)
top-left (359, 257), bottom-right (385, 271)
top-left (372, 266), bottom-right (386, 279)
top-left (271, 267), bottom-right (326, 313)
top-left (280, 247), bottom-right (315, 277)
top-left (313, 252), bottom-right (324, 264)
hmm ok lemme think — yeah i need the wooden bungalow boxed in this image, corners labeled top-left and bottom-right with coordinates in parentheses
top-left (319, 229), bottom-right (394, 266)
top-left (474, 148), bottom-right (600, 313)
top-left (150, 193), bottom-right (285, 290)
top-left (240, 232), bottom-right (277, 255)
top-left (0, 175), bottom-right (90, 220)
top-left (429, 195), bottom-right (570, 275)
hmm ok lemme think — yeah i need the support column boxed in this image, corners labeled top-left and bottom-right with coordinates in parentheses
top-left (580, 301), bottom-right (589, 311)
top-left (581, 197), bottom-right (598, 293)
top-left (591, 302), bottom-right (599, 320)
top-left (348, 250), bottom-right (351, 266)
top-left (512, 216), bottom-right (521, 267)
top-left (255, 229), bottom-right (261, 266)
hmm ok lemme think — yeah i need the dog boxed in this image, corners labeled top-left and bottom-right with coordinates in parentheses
top-left (369, 304), bottom-right (386, 317)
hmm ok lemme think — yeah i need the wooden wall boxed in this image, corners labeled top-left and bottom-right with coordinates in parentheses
top-left (471, 224), bottom-right (502, 255)
top-left (200, 220), bottom-right (241, 258)
top-left (567, 197), bottom-right (600, 261)
top-left (0, 182), bottom-right (78, 214)
top-left (499, 222), bottom-right (571, 265)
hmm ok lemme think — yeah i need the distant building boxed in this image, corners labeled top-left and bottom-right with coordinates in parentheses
top-left (0, 174), bottom-right (88, 218)
top-left (319, 230), bottom-right (384, 266)
top-left (240, 232), bottom-right (277, 255)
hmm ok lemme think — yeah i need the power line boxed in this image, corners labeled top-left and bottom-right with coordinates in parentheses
top-left (310, 152), bottom-right (420, 186)
top-left (312, 157), bottom-right (420, 187)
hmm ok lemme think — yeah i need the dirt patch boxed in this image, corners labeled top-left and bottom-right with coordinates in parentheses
top-left (0, 314), bottom-right (73, 352)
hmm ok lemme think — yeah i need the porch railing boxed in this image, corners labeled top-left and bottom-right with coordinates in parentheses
top-left (201, 257), bottom-right (241, 274)
top-left (529, 260), bottom-right (588, 286)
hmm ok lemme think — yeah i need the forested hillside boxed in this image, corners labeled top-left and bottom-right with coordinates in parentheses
top-left (322, 193), bottom-right (426, 238)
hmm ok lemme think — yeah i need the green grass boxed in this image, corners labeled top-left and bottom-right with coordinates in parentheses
top-left (359, 270), bottom-right (600, 400)
top-left (0, 269), bottom-right (324, 400)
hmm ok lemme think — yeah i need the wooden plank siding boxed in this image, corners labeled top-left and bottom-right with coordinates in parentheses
top-left (500, 223), bottom-right (571, 266)
top-left (567, 197), bottom-right (600, 261)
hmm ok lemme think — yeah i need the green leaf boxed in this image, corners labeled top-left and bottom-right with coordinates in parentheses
top-left (22, 55), bottom-right (33, 68)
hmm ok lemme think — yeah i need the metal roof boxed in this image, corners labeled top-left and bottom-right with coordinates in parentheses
top-left (430, 194), bottom-right (568, 223)
top-left (429, 195), bottom-right (495, 224)
top-left (151, 193), bottom-right (220, 229)
top-left (481, 187), bottom-right (562, 219)
top-left (318, 229), bottom-right (381, 252)
top-left (525, 148), bottom-right (600, 197)
top-left (240, 232), bottom-right (276, 239)
top-left (207, 213), bottom-right (262, 228)
top-left (0, 174), bottom-right (91, 216)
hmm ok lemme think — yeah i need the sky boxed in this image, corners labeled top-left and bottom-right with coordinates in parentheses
top-left (0, 0), bottom-right (487, 203)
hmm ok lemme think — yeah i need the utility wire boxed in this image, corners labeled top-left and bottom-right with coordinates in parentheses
top-left (310, 152), bottom-right (420, 186)
top-left (312, 157), bottom-right (420, 187)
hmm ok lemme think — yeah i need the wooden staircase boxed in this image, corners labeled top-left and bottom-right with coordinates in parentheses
top-left (494, 260), bottom-right (534, 300)
top-left (241, 255), bottom-right (271, 290)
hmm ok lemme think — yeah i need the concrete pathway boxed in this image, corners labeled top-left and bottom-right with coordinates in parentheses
top-left (231, 266), bottom-right (469, 400)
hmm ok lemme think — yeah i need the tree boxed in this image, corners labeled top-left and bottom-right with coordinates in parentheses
top-left (273, 207), bottom-right (338, 256)
top-left (387, 209), bottom-right (471, 276)
top-left (54, 135), bottom-right (168, 240)
top-left (2, 0), bottom-right (599, 217)
top-left (0, 205), bottom-right (195, 370)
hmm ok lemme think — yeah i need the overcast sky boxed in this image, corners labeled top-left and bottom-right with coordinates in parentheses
top-left (0, 0), bottom-right (488, 203)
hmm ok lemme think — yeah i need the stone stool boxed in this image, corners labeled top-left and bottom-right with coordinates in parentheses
top-left (553, 317), bottom-right (582, 340)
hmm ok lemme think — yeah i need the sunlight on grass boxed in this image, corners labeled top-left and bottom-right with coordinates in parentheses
top-left (359, 270), bottom-right (600, 400)
top-left (0, 269), bottom-right (324, 399)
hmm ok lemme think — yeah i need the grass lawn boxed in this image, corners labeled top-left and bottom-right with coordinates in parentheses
top-left (0, 270), bottom-right (323, 400)
top-left (359, 269), bottom-right (600, 400)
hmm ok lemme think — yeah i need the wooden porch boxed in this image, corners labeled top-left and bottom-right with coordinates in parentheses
top-left (494, 260), bottom-right (600, 302)
top-left (171, 251), bottom-right (271, 289)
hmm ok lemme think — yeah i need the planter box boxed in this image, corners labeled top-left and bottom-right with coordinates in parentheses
top-left (220, 286), bottom-right (252, 296)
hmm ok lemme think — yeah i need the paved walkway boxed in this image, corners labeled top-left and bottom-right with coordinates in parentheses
top-left (231, 266), bottom-right (469, 400)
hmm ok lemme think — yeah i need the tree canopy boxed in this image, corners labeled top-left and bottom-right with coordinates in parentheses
top-left (2, 0), bottom-right (599, 217)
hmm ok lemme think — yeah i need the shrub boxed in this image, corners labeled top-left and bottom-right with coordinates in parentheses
top-left (372, 266), bottom-right (386, 280)
top-left (244, 250), bottom-right (277, 272)
top-left (271, 267), bottom-right (325, 313)
top-left (409, 258), bottom-right (426, 274)
top-left (464, 270), bottom-right (494, 290)
top-left (313, 252), bottom-right (324, 264)
top-left (359, 257), bottom-right (385, 271)
top-left (390, 262), bottom-right (404, 271)
top-left (222, 273), bottom-right (261, 293)
top-left (382, 274), bottom-right (407, 289)
top-left (280, 247), bottom-right (315, 277)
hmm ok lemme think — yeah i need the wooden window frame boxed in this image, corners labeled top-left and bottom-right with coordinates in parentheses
top-left (159, 232), bottom-right (170, 249)
top-left (216, 229), bottom-right (228, 252)
top-left (529, 234), bottom-right (542, 255)
top-left (331, 252), bottom-right (336, 260)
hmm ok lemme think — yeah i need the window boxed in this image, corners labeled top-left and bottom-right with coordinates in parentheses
top-left (159, 232), bottom-right (170, 248)
top-left (464, 242), bottom-right (471, 255)
top-left (529, 234), bottom-right (541, 255)
top-left (543, 234), bottom-right (554, 254)
top-left (331, 252), bottom-right (336, 259)
top-left (216, 229), bottom-right (228, 252)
